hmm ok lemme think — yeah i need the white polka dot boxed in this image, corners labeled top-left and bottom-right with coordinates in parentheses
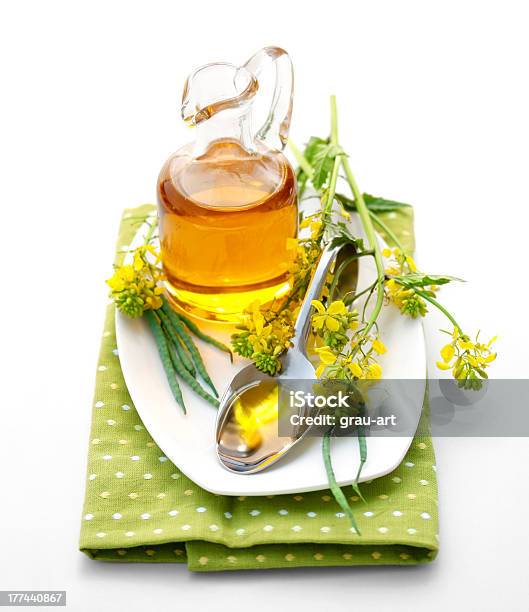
top-left (320, 526), bottom-right (331, 533)
top-left (419, 479), bottom-right (429, 486)
top-left (407, 528), bottom-right (417, 534)
top-left (130, 456), bottom-right (140, 461)
top-left (392, 510), bottom-right (403, 517)
top-left (98, 365), bottom-right (107, 371)
top-left (115, 472), bottom-right (124, 479)
top-left (102, 455), bottom-right (112, 461)
top-left (335, 512), bottom-right (345, 518)
top-left (404, 462), bottom-right (415, 468)
top-left (125, 531), bottom-right (135, 537)
top-left (307, 511), bottom-right (317, 518)
top-left (181, 524), bottom-right (191, 531)
top-left (158, 456), bottom-right (168, 462)
top-left (378, 527), bottom-right (389, 534)
top-left (95, 401), bottom-right (104, 408)
top-left (112, 349), bottom-right (119, 356)
top-left (278, 509), bottom-right (288, 516)
top-left (291, 525), bottom-right (302, 532)
top-left (153, 528), bottom-right (163, 535)
top-left (171, 473), bottom-right (180, 480)
top-left (196, 507), bottom-right (207, 513)
top-left (224, 512), bottom-right (232, 519)
top-left (134, 425), bottom-right (144, 431)
top-left (363, 511), bottom-right (374, 517)
top-left (140, 513), bottom-right (151, 520)
top-left (209, 524), bottom-right (219, 532)
top-left (168, 510), bottom-right (179, 517)
top-left (143, 473), bottom-right (153, 480)
top-left (249, 509), bottom-right (260, 516)
top-left (121, 404), bottom-right (131, 411)
top-left (96, 532), bottom-right (106, 538)
top-left (349, 527), bottom-right (358, 534)
top-left (106, 419), bottom-right (116, 426)
top-left (235, 528), bottom-right (246, 536)
top-left (112, 513), bottom-right (122, 520)
top-left (84, 514), bottom-right (94, 521)
top-left (88, 474), bottom-right (97, 481)
top-left (392, 477), bottom-right (402, 483)
top-left (420, 512), bottom-right (431, 520)
top-left (263, 525), bottom-right (274, 532)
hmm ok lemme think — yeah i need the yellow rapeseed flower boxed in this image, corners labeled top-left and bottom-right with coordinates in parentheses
top-left (372, 338), bottom-right (387, 354)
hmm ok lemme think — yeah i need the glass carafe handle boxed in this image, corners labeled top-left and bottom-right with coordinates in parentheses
top-left (243, 47), bottom-right (294, 151)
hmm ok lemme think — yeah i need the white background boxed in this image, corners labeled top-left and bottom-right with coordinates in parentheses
top-left (1, 1), bottom-right (528, 610)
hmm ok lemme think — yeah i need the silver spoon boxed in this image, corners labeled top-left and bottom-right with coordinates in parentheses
top-left (215, 245), bottom-right (343, 474)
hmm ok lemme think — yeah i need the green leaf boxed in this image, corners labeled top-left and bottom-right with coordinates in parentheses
top-left (391, 272), bottom-right (464, 288)
top-left (311, 142), bottom-right (343, 189)
top-left (302, 136), bottom-right (329, 165)
top-left (335, 192), bottom-right (411, 213)
top-left (328, 222), bottom-right (365, 251)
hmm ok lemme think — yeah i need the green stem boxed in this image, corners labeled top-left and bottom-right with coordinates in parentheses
top-left (323, 96), bottom-right (341, 216)
top-left (414, 289), bottom-right (464, 335)
top-left (322, 430), bottom-right (360, 533)
top-left (369, 211), bottom-right (407, 254)
top-left (288, 139), bottom-right (314, 178)
top-left (343, 280), bottom-right (377, 306)
top-left (341, 157), bottom-right (385, 346)
top-left (328, 251), bottom-right (374, 302)
top-left (144, 215), bottom-right (158, 245)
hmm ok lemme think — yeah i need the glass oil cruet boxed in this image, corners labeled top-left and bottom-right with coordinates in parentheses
top-left (157, 47), bottom-right (297, 321)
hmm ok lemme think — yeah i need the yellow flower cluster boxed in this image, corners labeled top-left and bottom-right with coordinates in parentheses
top-left (231, 301), bottom-right (295, 376)
top-left (437, 328), bottom-right (497, 386)
top-left (286, 236), bottom-right (322, 280)
top-left (306, 282), bottom-right (389, 379)
top-left (299, 212), bottom-right (324, 242)
top-left (383, 247), bottom-right (432, 318)
top-left (311, 299), bottom-right (358, 351)
top-left (106, 245), bottom-right (165, 318)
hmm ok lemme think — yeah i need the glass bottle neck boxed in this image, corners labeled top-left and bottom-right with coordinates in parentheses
top-left (192, 109), bottom-right (255, 157)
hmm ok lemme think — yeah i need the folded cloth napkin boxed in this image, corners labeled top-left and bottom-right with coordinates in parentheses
top-left (79, 204), bottom-right (438, 571)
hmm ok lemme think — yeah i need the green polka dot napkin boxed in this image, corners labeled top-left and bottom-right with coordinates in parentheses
top-left (79, 204), bottom-right (439, 571)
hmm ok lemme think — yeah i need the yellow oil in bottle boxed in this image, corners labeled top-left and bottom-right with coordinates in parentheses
top-left (157, 139), bottom-right (298, 321)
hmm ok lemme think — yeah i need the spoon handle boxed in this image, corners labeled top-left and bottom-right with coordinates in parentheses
top-left (291, 246), bottom-right (339, 353)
